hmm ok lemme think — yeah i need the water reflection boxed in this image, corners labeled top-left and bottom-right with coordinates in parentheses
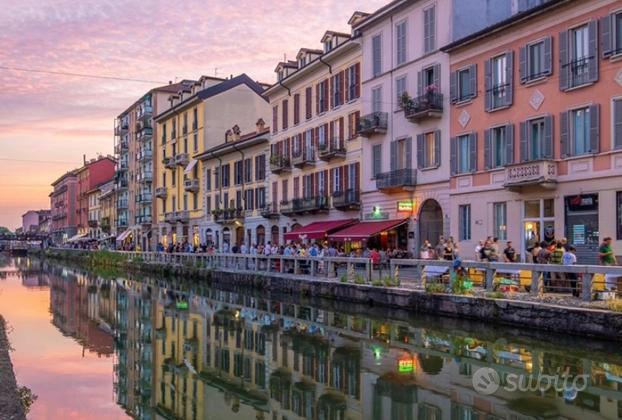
top-left (6, 258), bottom-right (622, 419)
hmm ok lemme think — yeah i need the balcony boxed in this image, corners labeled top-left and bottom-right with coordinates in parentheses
top-left (115, 121), bottom-right (129, 135)
top-left (117, 178), bottom-right (128, 189)
top-left (163, 157), bottom-right (176, 170)
top-left (88, 219), bottom-right (98, 228)
top-left (358, 112), bottom-right (388, 137)
top-left (270, 155), bottom-right (291, 174)
top-left (213, 208), bottom-right (244, 224)
top-left (299, 196), bottom-right (329, 213)
top-left (376, 169), bottom-right (417, 192)
top-left (138, 149), bottom-right (153, 162)
top-left (332, 189), bottom-right (360, 210)
top-left (164, 212), bottom-right (176, 224)
top-left (503, 160), bottom-right (558, 192)
top-left (117, 199), bottom-right (129, 210)
top-left (318, 138), bottom-right (346, 162)
top-left (292, 149), bottom-right (315, 168)
top-left (117, 219), bottom-right (128, 228)
top-left (184, 179), bottom-right (199, 193)
top-left (138, 172), bottom-right (153, 183)
top-left (155, 187), bottom-right (167, 199)
top-left (118, 160), bottom-right (129, 171)
top-left (138, 105), bottom-right (153, 121)
top-left (137, 215), bottom-right (152, 225)
top-left (137, 193), bottom-right (152, 204)
top-left (260, 204), bottom-right (280, 219)
top-left (176, 210), bottom-right (190, 223)
top-left (175, 153), bottom-right (189, 167)
top-left (137, 128), bottom-right (153, 141)
top-left (279, 200), bottom-right (297, 216)
top-left (404, 92), bottom-right (443, 122)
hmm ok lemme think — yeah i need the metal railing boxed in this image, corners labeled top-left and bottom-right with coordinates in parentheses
top-left (332, 189), bottom-right (360, 209)
top-left (357, 112), bottom-right (388, 135)
top-left (47, 249), bottom-right (622, 304)
top-left (376, 169), bottom-right (417, 190)
top-left (269, 155), bottom-right (291, 173)
top-left (404, 92), bottom-right (444, 120)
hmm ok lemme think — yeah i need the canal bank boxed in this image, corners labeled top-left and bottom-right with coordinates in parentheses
top-left (40, 249), bottom-right (622, 342)
top-left (0, 315), bottom-right (26, 420)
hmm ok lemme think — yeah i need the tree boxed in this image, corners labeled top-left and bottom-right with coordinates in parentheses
top-left (0, 226), bottom-right (12, 235)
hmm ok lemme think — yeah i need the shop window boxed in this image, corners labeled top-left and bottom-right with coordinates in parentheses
top-left (493, 202), bottom-right (507, 240)
top-left (459, 204), bottom-right (471, 241)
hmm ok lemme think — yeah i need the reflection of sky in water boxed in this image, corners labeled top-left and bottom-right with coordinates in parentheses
top-left (1, 261), bottom-right (128, 419)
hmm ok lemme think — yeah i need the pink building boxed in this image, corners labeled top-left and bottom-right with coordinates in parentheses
top-left (443, 0), bottom-right (622, 262)
top-left (75, 156), bottom-right (116, 236)
top-left (21, 209), bottom-right (50, 233)
top-left (50, 171), bottom-right (78, 243)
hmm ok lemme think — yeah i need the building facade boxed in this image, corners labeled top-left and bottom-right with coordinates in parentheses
top-left (195, 120), bottom-right (270, 250)
top-left (75, 156), bottom-right (116, 237)
top-left (98, 180), bottom-right (116, 240)
top-left (263, 18), bottom-right (364, 246)
top-left (21, 209), bottom-right (50, 233)
top-left (154, 74), bottom-right (270, 247)
top-left (443, 0), bottom-right (622, 262)
top-left (114, 83), bottom-right (187, 250)
top-left (87, 187), bottom-right (102, 240)
top-left (50, 171), bottom-right (78, 243)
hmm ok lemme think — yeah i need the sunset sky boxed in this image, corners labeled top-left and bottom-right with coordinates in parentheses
top-left (0, 0), bottom-right (386, 230)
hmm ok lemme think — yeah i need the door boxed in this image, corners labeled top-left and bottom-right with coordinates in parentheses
top-left (565, 194), bottom-right (599, 264)
top-left (419, 200), bottom-right (443, 247)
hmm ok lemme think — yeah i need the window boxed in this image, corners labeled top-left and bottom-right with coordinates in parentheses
top-left (193, 193), bottom-right (198, 210)
top-left (570, 107), bottom-right (590, 156)
top-left (560, 105), bottom-right (599, 157)
top-left (459, 205), bottom-right (471, 241)
top-left (617, 192), bottom-right (622, 240)
top-left (272, 106), bottom-right (278, 133)
top-left (617, 13), bottom-right (622, 54)
top-left (560, 22), bottom-right (597, 90)
top-left (193, 133), bottom-right (198, 152)
top-left (255, 155), bottom-right (266, 180)
top-left (493, 202), bottom-right (507, 240)
top-left (423, 6), bottom-right (436, 53)
top-left (524, 118), bottom-right (545, 161)
top-left (485, 125), bottom-right (513, 169)
top-left (614, 98), bottom-right (622, 150)
top-left (222, 164), bottom-right (230, 187)
top-left (234, 160), bottom-right (243, 185)
top-left (244, 158), bottom-right (252, 183)
top-left (372, 144), bottom-right (382, 177)
top-left (318, 124), bottom-right (327, 149)
top-left (396, 76), bottom-right (407, 107)
top-left (372, 86), bottom-right (382, 113)
top-left (331, 72), bottom-right (342, 108)
top-left (372, 34), bottom-right (382, 76)
top-left (346, 64), bottom-right (360, 101)
top-left (282, 99), bottom-right (288, 130)
top-left (205, 169), bottom-right (211, 191)
top-left (305, 87), bottom-right (312, 120)
top-left (486, 53), bottom-right (513, 110)
top-left (256, 187), bottom-right (266, 208)
top-left (529, 40), bottom-right (543, 78)
top-left (451, 134), bottom-right (476, 175)
top-left (206, 196), bottom-right (211, 213)
top-left (396, 20), bottom-right (407, 65)
top-left (347, 111), bottom-right (360, 140)
top-left (390, 137), bottom-right (412, 170)
top-left (451, 65), bottom-right (477, 103)
top-left (162, 123), bottom-right (167, 144)
top-left (318, 80), bottom-right (329, 114)
top-left (332, 168), bottom-right (341, 193)
top-left (245, 189), bottom-right (254, 210)
top-left (183, 193), bottom-right (188, 211)
top-left (417, 131), bottom-right (440, 169)
top-left (293, 93), bottom-right (300, 125)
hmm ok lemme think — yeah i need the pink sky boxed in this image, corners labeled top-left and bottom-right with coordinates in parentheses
top-left (0, 0), bottom-right (386, 230)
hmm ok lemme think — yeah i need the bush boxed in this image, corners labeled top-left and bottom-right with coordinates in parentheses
top-left (425, 283), bottom-right (446, 294)
top-left (371, 279), bottom-right (383, 287)
top-left (340, 275), bottom-right (348, 283)
top-left (383, 275), bottom-right (397, 287)
top-left (607, 299), bottom-right (622, 313)
top-left (486, 291), bottom-right (506, 299)
top-left (354, 274), bottom-right (365, 285)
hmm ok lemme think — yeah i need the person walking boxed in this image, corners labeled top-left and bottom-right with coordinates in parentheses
top-left (563, 245), bottom-right (578, 297)
top-left (503, 241), bottom-right (517, 262)
top-left (599, 237), bottom-right (618, 291)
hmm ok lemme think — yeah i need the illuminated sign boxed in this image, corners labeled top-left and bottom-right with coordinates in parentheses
top-left (397, 201), bottom-right (414, 212)
top-left (398, 357), bottom-right (415, 373)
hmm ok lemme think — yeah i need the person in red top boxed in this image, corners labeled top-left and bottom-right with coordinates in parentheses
top-left (370, 248), bottom-right (381, 269)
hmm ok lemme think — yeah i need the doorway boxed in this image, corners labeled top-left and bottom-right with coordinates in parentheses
top-left (419, 199), bottom-right (443, 247)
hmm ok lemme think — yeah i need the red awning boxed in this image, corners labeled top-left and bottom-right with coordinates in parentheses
top-left (328, 219), bottom-right (409, 242)
top-left (284, 219), bottom-right (357, 241)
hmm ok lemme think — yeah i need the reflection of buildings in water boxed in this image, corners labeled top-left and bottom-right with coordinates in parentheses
top-left (113, 280), bottom-right (154, 420)
top-left (21, 273), bottom-right (49, 288)
top-left (49, 272), bottom-right (114, 357)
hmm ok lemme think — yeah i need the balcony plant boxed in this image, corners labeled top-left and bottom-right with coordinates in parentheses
top-left (400, 92), bottom-right (414, 110)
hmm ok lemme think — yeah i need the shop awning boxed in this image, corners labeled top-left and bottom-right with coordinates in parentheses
top-left (116, 229), bottom-right (132, 242)
top-left (328, 219), bottom-right (409, 242)
top-left (66, 233), bottom-right (88, 243)
top-left (284, 219), bottom-right (357, 242)
top-left (184, 159), bottom-right (198, 174)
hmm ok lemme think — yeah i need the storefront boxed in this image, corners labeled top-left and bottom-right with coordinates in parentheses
top-left (328, 219), bottom-right (409, 252)
top-left (564, 193), bottom-right (599, 264)
top-left (283, 219), bottom-right (357, 244)
top-left (522, 198), bottom-right (556, 258)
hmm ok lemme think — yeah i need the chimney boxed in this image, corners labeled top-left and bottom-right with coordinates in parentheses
top-left (256, 118), bottom-right (266, 132)
top-left (225, 129), bottom-right (233, 142)
top-left (83, 154), bottom-right (86, 165)
top-left (232, 125), bottom-right (241, 141)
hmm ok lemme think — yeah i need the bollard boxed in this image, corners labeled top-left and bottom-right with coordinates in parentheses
top-left (485, 266), bottom-right (495, 291)
top-left (582, 272), bottom-right (593, 302)
top-left (347, 262), bottom-right (355, 282)
top-left (394, 264), bottom-right (400, 286)
top-left (531, 270), bottom-right (541, 296)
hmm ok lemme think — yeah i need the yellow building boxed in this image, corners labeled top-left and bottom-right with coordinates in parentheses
top-left (154, 74), bottom-right (271, 247)
top-left (98, 180), bottom-right (116, 240)
top-left (195, 119), bottom-right (271, 249)
top-left (262, 15), bottom-right (365, 245)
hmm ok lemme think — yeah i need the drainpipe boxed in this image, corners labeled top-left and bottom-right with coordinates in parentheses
top-left (278, 79), bottom-right (291, 97)
top-left (318, 56), bottom-right (333, 74)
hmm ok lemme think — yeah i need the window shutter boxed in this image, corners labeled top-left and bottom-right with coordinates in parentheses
top-left (587, 20), bottom-right (599, 83)
top-left (433, 64), bottom-right (440, 90)
top-left (329, 121), bottom-right (334, 144)
top-left (355, 162), bottom-right (360, 191)
top-left (434, 130), bottom-right (441, 167)
top-left (390, 141), bottom-right (397, 171)
top-left (601, 15), bottom-right (613, 58)
top-left (340, 70), bottom-right (346, 105)
top-left (484, 128), bottom-right (492, 170)
top-left (416, 134), bottom-right (425, 168)
top-left (323, 81), bottom-right (329, 111)
top-left (340, 166), bottom-right (346, 192)
top-left (339, 117), bottom-right (345, 146)
top-left (519, 45), bottom-right (527, 84)
top-left (543, 36), bottom-right (553, 76)
top-left (347, 113), bottom-right (353, 140)
top-left (520, 121), bottom-right (528, 162)
top-left (450, 137), bottom-right (457, 175)
top-left (323, 169), bottom-right (328, 196)
top-left (417, 70), bottom-right (423, 96)
top-left (373, 145), bottom-right (381, 177)
top-left (615, 99), bottom-right (622, 150)
top-left (506, 124), bottom-right (514, 165)
top-left (589, 104), bottom-right (600, 153)
top-left (315, 84), bottom-right (320, 115)
top-left (505, 51), bottom-right (514, 106)
top-left (355, 63), bottom-right (361, 98)
top-left (450, 70), bottom-right (457, 103)
top-left (354, 111), bottom-right (360, 137)
top-left (469, 133), bottom-right (477, 173)
top-left (469, 64), bottom-right (477, 99)
top-left (559, 30), bottom-right (569, 91)
top-left (329, 76), bottom-right (334, 109)
top-left (329, 168), bottom-right (334, 193)
top-left (406, 137), bottom-right (413, 169)
top-left (344, 68), bottom-right (350, 102)
top-left (545, 114), bottom-right (554, 159)
top-left (484, 59), bottom-right (492, 111)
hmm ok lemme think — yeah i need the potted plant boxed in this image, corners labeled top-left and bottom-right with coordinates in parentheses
top-left (400, 92), bottom-right (413, 110)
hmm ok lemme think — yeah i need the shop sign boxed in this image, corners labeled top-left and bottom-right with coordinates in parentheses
top-left (397, 201), bottom-right (414, 212)
top-left (364, 212), bottom-right (390, 220)
top-left (398, 357), bottom-right (415, 373)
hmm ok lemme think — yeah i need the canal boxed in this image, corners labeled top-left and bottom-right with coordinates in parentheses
top-left (1, 256), bottom-right (622, 420)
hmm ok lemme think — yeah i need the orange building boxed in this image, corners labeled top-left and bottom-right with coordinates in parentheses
top-left (443, 0), bottom-right (622, 262)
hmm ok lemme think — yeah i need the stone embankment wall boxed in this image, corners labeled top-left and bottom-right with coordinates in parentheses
top-left (0, 316), bottom-right (26, 420)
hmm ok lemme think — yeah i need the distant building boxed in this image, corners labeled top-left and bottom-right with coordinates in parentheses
top-left (98, 180), bottom-right (116, 239)
top-left (50, 171), bottom-right (78, 243)
top-left (21, 209), bottom-right (51, 233)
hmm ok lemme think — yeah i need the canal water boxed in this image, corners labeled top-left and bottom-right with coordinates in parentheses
top-left (1, 256), bottom-right (621, 420)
